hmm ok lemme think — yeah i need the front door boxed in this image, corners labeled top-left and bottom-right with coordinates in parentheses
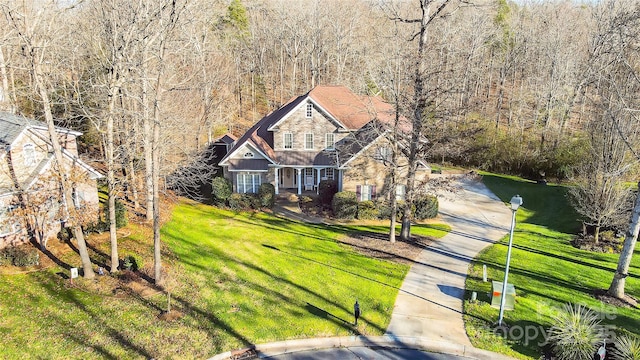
top-left (279, 168), bottom-right (296, 189)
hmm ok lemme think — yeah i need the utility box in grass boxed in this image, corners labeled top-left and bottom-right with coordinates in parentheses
top-left (491, 281), bottom-right (516, 310)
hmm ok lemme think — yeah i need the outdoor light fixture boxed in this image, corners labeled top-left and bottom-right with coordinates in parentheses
top-left (498, 195), bottom-right (523, 327)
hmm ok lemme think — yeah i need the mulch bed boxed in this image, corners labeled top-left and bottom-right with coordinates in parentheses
top-left (593, 289), bottom-right (638, 308)
top-left (338, 232), bottom-right (433, 265)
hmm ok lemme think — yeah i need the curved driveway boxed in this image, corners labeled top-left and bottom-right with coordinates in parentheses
top-left (386, 177), bottom-right (512, 348)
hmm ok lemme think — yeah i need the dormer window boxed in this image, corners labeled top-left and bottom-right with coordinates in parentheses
top-left (23, 143), bottom-right (36, 166)
top-left (243, 151), bottom-right (254, 158)
top-left (306, 103), bottom-right (313, 118)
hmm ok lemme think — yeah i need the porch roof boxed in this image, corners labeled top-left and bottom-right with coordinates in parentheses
top-left (226, 158), bottom-right (270, 171)
top-left (274, 151), bottom-right (337, 166)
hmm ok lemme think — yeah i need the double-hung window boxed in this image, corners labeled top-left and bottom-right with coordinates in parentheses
top-left (324, 168), bottom-right (334, 180)
top-left (283, 133), bottom-right (293, 149)
top-left (304, 133), bottom-right (314, 150)
top-left (360, 185), bottom-right (372, 201)
top-left (237, 173), bottom-right (261, 194)
top-left (396, 184), bottom-right (406, 201)
top-left (0, 205), bottom-right (20, 236)
top-left (325, 133), bottom-right (335, 150)
top-left (23, 144), bottom-right (36, 166)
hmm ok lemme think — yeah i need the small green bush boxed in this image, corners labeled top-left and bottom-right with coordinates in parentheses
top-left (121, 254), bottom-right (143, 271)
top-left (332, 191), bottom-right (358, 219)
top-left (357, 200), bottom-right (378, 220)
top-left (0, 246), bottom-right (40, 267)
top-left (548, 303), bottom-right (603, 360)
top-left (612, 334), bottom-right (640, 360)
top-left (258, 183), bottom-right (275, 208)
top-left (413, 195), bottom-right (438, 220)
top-left (318, 180), bottom-right (338, 205)
top-left (104, 198), bottom-right (127, 228)
top-left (228, 193), bottom-right (246, 211)
top-left (211, 177), bottom-right (233, 206)
top-left (243, 193), bottom-right (261, 210)
top-left (376, 200), bottom-right (406, 220)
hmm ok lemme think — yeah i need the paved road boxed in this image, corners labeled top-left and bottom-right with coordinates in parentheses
top-left (263, 347), bottom-right (475, 359)
top-left (386, 178), bottom-right (512, 346)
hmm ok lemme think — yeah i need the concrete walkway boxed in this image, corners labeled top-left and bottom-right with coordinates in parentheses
top-left (386, 177), bottom-right (513, 346)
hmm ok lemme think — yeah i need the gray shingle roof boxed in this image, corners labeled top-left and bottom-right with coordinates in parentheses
top-left (0, 112), bottom-right (44, 147)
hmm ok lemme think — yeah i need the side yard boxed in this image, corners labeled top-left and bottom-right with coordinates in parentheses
top-left (0, 200), bottom-right (449, 359)
top-left (464, 174), bottom-right (640, 359)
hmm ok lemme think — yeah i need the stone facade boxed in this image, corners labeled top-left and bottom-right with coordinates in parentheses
top-left (0, 117), bottom-right (101, 249)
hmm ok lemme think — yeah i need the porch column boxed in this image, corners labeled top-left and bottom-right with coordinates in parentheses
top-left (296, 168), bottom-right (302, 195)
top-left (337, 169), bottom-right (342, 191)
top-left (316, 168), bottom-right (321, 194)
top-left (274, 167), bottom-right (279, 195)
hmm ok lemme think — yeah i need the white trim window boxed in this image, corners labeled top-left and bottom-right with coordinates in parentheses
top-left (324, 168), bottom-right (334, 180)
top-left (0, 205), bottom-right (20, 236)
top-left (237, 173), bottom-right (261, 194)
top-left (283, 132), bottom-right (293, 149)
top-left (73, 189), bottom-right (85, 208)
top-left (325, 133), bottom-right (335, 150)
top-left (23, 143), bottom-right (36, 166)
top-left (306, 103), bottom-right (313, 118)
top-left (360, 185), bottom-right (372, 201)
top-left (304, 133), bottom-right (314, 150)
top-left (396, 184), bottom-right (406, 201)
top-left (243, 151), bottom-right (255, 158)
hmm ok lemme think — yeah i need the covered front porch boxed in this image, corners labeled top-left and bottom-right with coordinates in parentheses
top-left (273, 166), bottom-right (341, 195)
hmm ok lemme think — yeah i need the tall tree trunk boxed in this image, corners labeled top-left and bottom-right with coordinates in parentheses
top-left (608, 183), bottom-right (640, 299)
top-left (34, 62), bottom-right (95, 279)
top-left (142, 47), bottom-right (154, 222)
top-left (401, 0), bottom-right (433, 242)
top-left (107, 89), bottom-right (119, 273)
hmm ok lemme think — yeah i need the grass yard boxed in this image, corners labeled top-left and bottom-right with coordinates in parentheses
top-left (464, 174), bottom-right (640, 359)
top-left (0, 199), bottom-right (449, 359)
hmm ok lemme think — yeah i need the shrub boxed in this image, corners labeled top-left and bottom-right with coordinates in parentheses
top-left (122, 254), bottom-right (142, 271)
top-left (104, 198), bottom-right (127, 228)
top-left (357, 200), bottom-right (378, 220)
top-left (211, 177), bottom-right (232, 206)
top-left (376, 201), bottom-right (392, 220)
top-left (318, 180), bottom-right (338, 206)
top-left (0, 246), bottom-right (40, 267)
top-left (258, 183), bottom-right (275, 208)
top-left (243, 193), bottom-right (261, 210)
top-left (376, 200), bottom-right (406, 220)
top-left (413, 195), bottom-right (439, 220)
top-left (612, 334), bottom-right (640, 360)
top-left (332, 191), bottom-right (358, 219)
top-left (228, 193), bottom-right (246, 211)
top-left (548, 303), bottom-right (603, 360)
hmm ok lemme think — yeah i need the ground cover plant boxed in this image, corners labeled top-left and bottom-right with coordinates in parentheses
top-left (0, 199), bottom-right (449, 359)
top-left (464, 174), bottom-right (640, 359)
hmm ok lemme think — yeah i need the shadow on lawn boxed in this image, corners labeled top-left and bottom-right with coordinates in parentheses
top-left (306, 302), bottom-right (356, 330)
top-left (260, 244), bottom-right (486, 321)
top-left (481, 174), bottom-right (581, 235)
top-left (33, 271), bottom-right (155, 359)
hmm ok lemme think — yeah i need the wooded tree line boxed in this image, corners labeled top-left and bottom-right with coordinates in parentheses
top-left (0, 0), bottom-right (638, 293)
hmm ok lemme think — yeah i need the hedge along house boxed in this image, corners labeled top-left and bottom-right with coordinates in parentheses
top-left (0, 112), bottom-right (103, 249)
top-left (218, 85), bottom-right (430, 202)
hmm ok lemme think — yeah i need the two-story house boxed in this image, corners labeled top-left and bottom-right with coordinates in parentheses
top-left (218, 85), bottom-right (430, 201)
top-left (0, 112), bottom-right (103, 248)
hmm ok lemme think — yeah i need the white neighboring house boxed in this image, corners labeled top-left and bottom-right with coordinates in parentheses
top-left (0, 112), bottom-right (103, 248)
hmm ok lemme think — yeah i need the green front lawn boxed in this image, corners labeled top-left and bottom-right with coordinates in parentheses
top-left (464, 174), bottom-right (640, 359)
top-left (0, 200), bottom-right (449, 359)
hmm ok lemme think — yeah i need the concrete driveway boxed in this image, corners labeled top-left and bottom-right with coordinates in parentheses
top-left (386, 177), bottom-right (513, 348)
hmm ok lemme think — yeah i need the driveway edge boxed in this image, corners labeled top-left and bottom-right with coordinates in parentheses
top-left (208, 336), bottom-right (517, 359)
